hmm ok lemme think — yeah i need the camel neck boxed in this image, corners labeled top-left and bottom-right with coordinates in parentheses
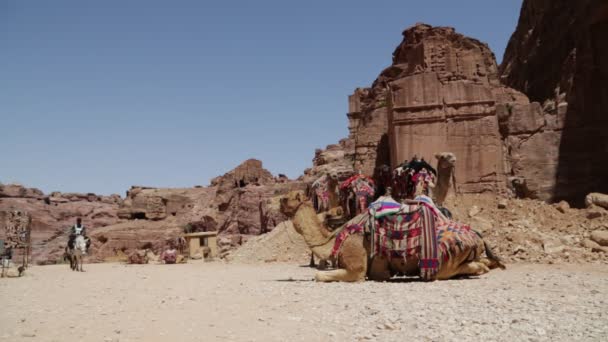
top-left (293, 204), bottom-right (334, 260)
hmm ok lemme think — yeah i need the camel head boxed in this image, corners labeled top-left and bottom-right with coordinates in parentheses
top-left (435, 152), bottom-right (456, 170)
top-left (280, 190), bottom-right (307, 218)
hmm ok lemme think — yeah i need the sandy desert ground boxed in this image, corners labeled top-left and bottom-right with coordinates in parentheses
top-left (1, 261), bottom-right (607, 342)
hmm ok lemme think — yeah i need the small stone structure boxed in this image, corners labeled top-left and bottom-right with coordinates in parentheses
top-left (184, 231), bottom-right (218, 259)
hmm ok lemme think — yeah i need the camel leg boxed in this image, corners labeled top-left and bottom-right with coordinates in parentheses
top-left (309, 253), bottom-right (316, 268)
top-left (478, 257), bottom-right (505, 270)
top-left (438, 261), bottom-right (490, 280)
top-left (367, 256), bottom-right (391, 281)
top-left (315, 269), bottom-right (365, 282)
top-left (315, 235), bottom-right (367, 282)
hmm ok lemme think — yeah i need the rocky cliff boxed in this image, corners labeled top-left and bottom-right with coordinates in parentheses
top-left (313, 24), bottom-right (535, 196)
top-left (0, 160), bottom-right (304, 264)
top-left (0, 184), bottom-right (124, 263)
top-left (89, 159), bottom-right (305, 261)
top-left (500, 0), bottom-right (608, 204)
top-left (312, 13), bottom-right (607, 203)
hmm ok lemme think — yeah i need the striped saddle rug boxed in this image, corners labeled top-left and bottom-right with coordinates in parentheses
top-left (331, 202), bottom-right (481, 281)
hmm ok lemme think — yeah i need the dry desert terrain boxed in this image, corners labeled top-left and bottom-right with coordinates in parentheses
top-left (1, 261), bottom-right (608, 342)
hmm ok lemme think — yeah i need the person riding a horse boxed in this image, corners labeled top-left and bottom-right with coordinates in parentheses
top-left (68, 218), bottom-right (91, 251)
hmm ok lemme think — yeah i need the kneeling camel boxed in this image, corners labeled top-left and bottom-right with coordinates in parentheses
top-left (280, 191), bottom-right (504, 282)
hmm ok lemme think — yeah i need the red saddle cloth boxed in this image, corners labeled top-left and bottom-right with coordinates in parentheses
top-left (331, 203), bottom-right (476, 281)
top-left (162, 250), bottom-right (177, 264)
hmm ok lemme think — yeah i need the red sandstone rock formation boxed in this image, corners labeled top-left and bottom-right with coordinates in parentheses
top-left (0, 184), bottom-right (124, 264)
top-left (327, 24), bottom-right (533, 195)
top-left (210, 158), bottom-right (275, 187)
top-left (385, 24), bottom-right (510, 194)
top-left (500, 0), bottom-right (608, 204)
top-left (0, 160), bottom-right (303, 263)
top-left (315, 17), bottom-right (606, 203)
top-left (89, 159), bottom-right (305, 261)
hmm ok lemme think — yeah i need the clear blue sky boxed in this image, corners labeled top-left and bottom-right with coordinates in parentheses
top-left (0, 0), bottom-right (522, 195)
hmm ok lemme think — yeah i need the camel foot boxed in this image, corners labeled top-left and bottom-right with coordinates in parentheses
top-left (437, 261), bottom-right (490, 280)
top-left (479, 257), bottom-right (506, 270)
top-left (317, 259), bottom-right (329, 270)
top-left (458, 261), bottom-right (490, 277)
top-left (315, 269), bottom-right (365, 282)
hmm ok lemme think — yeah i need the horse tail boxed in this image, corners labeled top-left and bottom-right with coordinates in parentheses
top-left (473, 230), bottom-right (506, 270)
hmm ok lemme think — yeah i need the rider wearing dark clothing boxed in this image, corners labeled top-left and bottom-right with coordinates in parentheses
top-left (68, 218), bottom-right (91, 250)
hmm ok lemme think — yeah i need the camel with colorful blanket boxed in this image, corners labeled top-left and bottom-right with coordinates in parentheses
top-left (280, 190), bottom-right (505, 282)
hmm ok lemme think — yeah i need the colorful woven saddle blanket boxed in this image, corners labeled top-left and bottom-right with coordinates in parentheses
top-left (372, 203), bottom-right (439, 280)
top-left (331, 202), bottom-right (481, 281)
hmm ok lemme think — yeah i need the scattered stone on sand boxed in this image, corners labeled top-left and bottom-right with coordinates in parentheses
top-left (497, 199), bottom-right (508, 209)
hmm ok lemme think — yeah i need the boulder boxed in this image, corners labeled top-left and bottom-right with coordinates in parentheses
top-left (584, 239), bottom-right (608, 254)
top-left (469, 216), bottom-right (493, 233)
top-left (497, 199), bottom-right (508, 209)
top-left (468, 206), bottom-right (481, 217)
top-left (586, 193), bottom-right (608, 210)
top-left (543, 238), bottom-right (565, 254)
top-left (586, 209), bottom-right (605, 220)
top-left (584, 238), bottom-right (601, 249)
top-left (590, 230), bottom-right (608, 247)
top-left (554, 201), bottom-right (570, 214)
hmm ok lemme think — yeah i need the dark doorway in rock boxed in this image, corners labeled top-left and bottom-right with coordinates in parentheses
top-left (131, 212), bottom-right (147, 220)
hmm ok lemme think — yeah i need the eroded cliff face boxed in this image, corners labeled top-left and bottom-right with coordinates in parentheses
top-left (500, 0), bottom-right (608, 204)
top-left (90, 159), bottom-right (305, 260)
top-left (335, 24), bottom-right (537, 196)
top-left (0, 160), bottom-right (305, 264)
top-left (314, 16), bottom-right (606, 203)
top-left (0, 184), bottom-right (124, 263)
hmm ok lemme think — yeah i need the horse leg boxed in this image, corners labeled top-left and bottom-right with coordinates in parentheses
top-left (80, 257), bottom-right (85, 272)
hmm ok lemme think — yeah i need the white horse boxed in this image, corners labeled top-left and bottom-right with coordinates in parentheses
top-left (68, 235), bottom-right (87, 272)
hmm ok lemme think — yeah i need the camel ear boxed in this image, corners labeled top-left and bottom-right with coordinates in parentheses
top-left (295, 192), bottom-right (302, 202)
top-left (435, 153), bottom-right (441, 160)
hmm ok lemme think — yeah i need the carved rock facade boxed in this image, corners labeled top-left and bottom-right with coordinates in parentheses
top-left (342, 24), bottom-right (530, 195)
